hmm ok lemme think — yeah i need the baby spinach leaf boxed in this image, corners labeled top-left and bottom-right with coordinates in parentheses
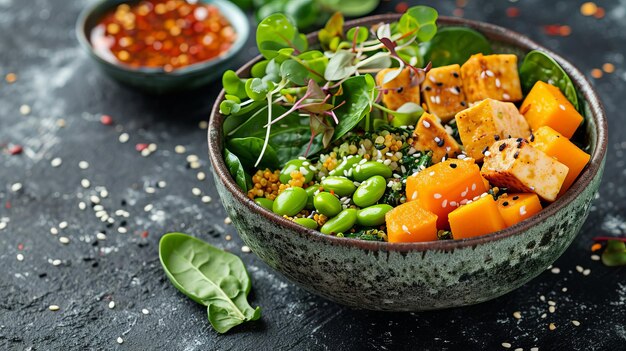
top-left (227, 137), bottom-right (280, 169)
top-left (159, 233), bottom-right (261, 334)
top-left (519, 50), bottom-right (579, 110)
top-left (224, 149), bottom-right (251, 192)
top-left (332, 75), bottom-right (376, 140)
top-left (420, 26), bottom-right (492, 67)
top-left (280, 59), bottom-right (308, 85)
top-left (397, 6), bottom-right (438, 42)
top-left (256, 13), bottom-right (308, 60)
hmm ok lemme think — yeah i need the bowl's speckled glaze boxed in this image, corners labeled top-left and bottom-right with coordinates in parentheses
top-left (208, 16), bottom-right (607, 311)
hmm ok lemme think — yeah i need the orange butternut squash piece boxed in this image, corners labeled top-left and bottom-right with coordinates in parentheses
top-left (496, 193), bottom-right (542, 227)
top-left (460, 53), bottom-right (523, 103)
top-left (375, 68), bottom-right (420, 111)
top-left (406, 159), bottom-right (488, 229)
top-left (421, 64), bottom-right (467, 122)
top-left (530, 126), bottom-right (590, 196)
top-left (520, 81), bottom-right (583, 138)
top-left (412, 112), bottom-right (462, 163)
top-left (449, 195), bottom-right (506, 239)
top-left (386, 201), bottom-right (438, 243)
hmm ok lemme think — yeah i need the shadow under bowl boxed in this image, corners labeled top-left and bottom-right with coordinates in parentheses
top-left (76, 0), bottom-right (249, 94)
top-left (208, 15), bottom-right (608, 311)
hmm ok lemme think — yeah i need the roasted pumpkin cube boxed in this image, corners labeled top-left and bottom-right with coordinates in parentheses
top-left (406, 159), bottom-right (488, 229)
top-left (497, 193), bottom-right (542, 227)
top-left (412, 112), bottom-right (462, 163)
top-left (520, 81), bottom-right (583, 138)
top-left (375, 68), bottom-right (420, 111)
top-left (461, 53), bottom-right (523, 103)
top-left (455, 98), bottom-right (531, 161)
top-left (481, 138), bottom-right (569, 202)
top-left (449, 195), bottom-right (507, 239)
top-left (530, 126), bottom-right (590, 196)
top-left (421, 64), bottom-right (467, 122)
top-left (386, 201), bottom-right (438, 243)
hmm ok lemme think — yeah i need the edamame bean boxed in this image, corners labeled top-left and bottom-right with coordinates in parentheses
top-left (357, 204), bottom-right (393, 227)
top-left (254, 197), bottom-right (274, 211)
top-left (272, 187), bottom-right (308, 216)
top-left (320, 176), bottom-right (356, 197)
top-left (294, 217), bottom-right (318, 229)
top-left (320, 209), bottom-right (357, 235)
top-left (313, 192), bottom-right (342, 217)
top-left (280, 159), bottom-right (314, 184)
top-left (352, 161), bottom-right (392, 181)
top-left (352, 175), bottom-right (386, 208)
top-left (305, 185), bottom-right (319, 210)
top-left (329, 155), bottom-right (362, 177)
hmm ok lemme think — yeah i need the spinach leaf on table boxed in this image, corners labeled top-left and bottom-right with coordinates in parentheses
top-left (420, 26), bottom-right (492, 67)
top-left (224, 149), bottom-right (251, 192)
top-left (519, 50), bottom-right (579, 110)
top-left (159, 233), bottom-right (261, 333)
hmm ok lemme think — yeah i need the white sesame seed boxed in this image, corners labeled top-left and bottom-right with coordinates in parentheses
top-left (495, 78), bottom-right (501, 88)
top-left (148, 143), bottom-right (157, 152)
top-left (90, 195), bottom-right (101, 204)
top-left (11, 182), bottom-right (23, 192)
top-left (422, 120), bottom-right (431, 128)
top-left (175, 145), bottom-right (186, 154)
top-left (81, 179), bottom-right (91, 188)
top-left (52, 259), bottom-right (62, 266)
top-left (78, 202), bottom-right (86, 210)
top-left (48, 305), bottom-right (60, 311)
top-left (241, 245), bottom-right (251, 253)
top-left (519, 205), bottom-right (527, 216)
top-left (201, 196), bottom-right (212, 203)
top-left (402, 225), bottom-right (410, 233)
top-left (429, 75), bottom-right (436, 83)
top-left (576, 265), bottom-right (584, 273)
top-left (20, 104), bottom-right (31, 115)
top-left (96, 233), bottom-right (107, 240)
top-left (145, 187), bottom-right (156, 194)
top-left (93, 205), bottom-right (104, 211)
top-left (78, 161), bottom-right (90, 169)
top-left (531, 348), bottom-right (539, 351)
top-left (549, 306), bottom-right (556, 313)
top-left (486, 70), bottom-right (494, 77)
top-left (117, 337), bottom-right (124, 344)
top-left (197, 172), bottom-right (206, 181)
top-left (562, 287), bottom-right (568, 292)
top-left (50, 227), bottom-right (58, 235)
top-left (551, 267), bottom-right (560, 274)
top-left (224, 217), bottom-right (232, 225)
top-left (442, 199), bottom-right (448, 208)
top-left (582, 268), bottom-right (591, 276)
top-left (142, 308), bottom-right (150, 315)
top-left (59, 221), bottom-right (68, 229)
top-left (51, 157), bottom-right (62, 167)
top-left (548, 300), bottom-right (556, 306)
top-left (559, 104), bottom-right (566, 111)
top-left (192, 188), bottom-right (202, 196)
top-left (141, 148), bottom-right (151, 157)
top-left (572, 320), bottom-right (580, 327)
top-left (144, 204), bottom-right (154, 212)
top-left (16, 253), bottom-right (24, 261)
top-left (502, 342), bottom-right (512, 348)
top-left (186, 154), bottom-right (199, 163)
top-left (190, 161), bottom-right (201, 169)
top-left (118, 227), bottom-right (127, 234)
top-left (383, 159), bottom-right (392, 166)
top-left (59, 236), bottom-right (70, 244)
top-left (433, 193), bottom-right (442, 199)
top-left (0, 222), bottom-right (6, 230)
top-left (514, 349), bottom-right (523, 351)
top-left (549, 323), bottom-right (556, 331)
top-left (118, 133), bottom-right (129, 143)
top-left (591, 254), bottom-right (600, 261)
top-left (484, 151), bottom-right (491, 157)
top-left (540, 295), bottom-right (546, 302)
top-left (109, 301), bottom-right (116, 309)
top-left (513, 311), bottom-right (522, 319)
top-left (503, 93), bottom-right (511, 100)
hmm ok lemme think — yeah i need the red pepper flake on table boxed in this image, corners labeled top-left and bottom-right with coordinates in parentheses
top-left (90, 0), bottom-right (236, 72)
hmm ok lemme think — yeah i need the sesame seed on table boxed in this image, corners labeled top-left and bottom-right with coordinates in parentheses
top-left (0, 0), bottom-right (624, 350)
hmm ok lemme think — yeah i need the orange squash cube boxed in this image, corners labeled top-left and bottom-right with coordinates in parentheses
top-left (530, 126), bottom-right (590, 196)
top-left (412, 112), bottom-right (462, 164)
top-left (386, 201), bottom-right (438, 243)
top-left (496, 193), bottom-right (542, 227)
top-left (520, 81), bottom-right (583, 138)
top-left (375, 67), bottom-right (420, 111)
top-left (406, 159), bottom-right (489, 229)
top-left (449, 195), bottom-right (507, 239)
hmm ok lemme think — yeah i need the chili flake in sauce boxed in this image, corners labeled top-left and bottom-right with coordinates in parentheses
top-left (90, 0), bottom-right (236, 72)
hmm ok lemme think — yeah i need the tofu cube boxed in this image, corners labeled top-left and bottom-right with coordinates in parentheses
top-left (421, 64), bottom-right (467, 122)
top-left (530, 126), bottom-right (590, 196)
top-left (375, 68), bottom-right (420, 111)
top-left (520, 81), bottom-right (583, 138)
top-left (449, 195), bottom-right (507, 239)
top-left (405, 159), bottom-right (489, 229)
top-left (461, 54), bottom-right (523, 103)
top-left (455, 98), bottom-right (531, 161)
top-left (481, 138), bottom-right (569, 202)
top-left (412, 112), bottom-right (462, 163)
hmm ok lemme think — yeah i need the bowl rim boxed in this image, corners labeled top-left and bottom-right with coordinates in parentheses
top-left (208, 14), bottom-right (608, 253)
top-left (75, 0), bottom-right (250, 77)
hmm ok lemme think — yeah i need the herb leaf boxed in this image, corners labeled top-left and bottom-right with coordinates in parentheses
top-left (519, 50), bottom-right (579, 110)
top-left (332, 75), bottom-right (376, 140)
top-left (324, 51), bottom-right (358, 81)
top-left (397, 6), bottom-right (438, 42)
top-left (159, 233), bottom-right (261, 334)
top-left (256, 13), bottom-right (308, 60)
top-left (227, 137), bottom-right (280, 169)
top-left (420, 26), bottom-right (492, 67)
top-left (224, 149), bottom-right (251, 192)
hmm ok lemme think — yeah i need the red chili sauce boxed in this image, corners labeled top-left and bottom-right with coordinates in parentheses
top-left (90, 0), bottom-right (236, 72)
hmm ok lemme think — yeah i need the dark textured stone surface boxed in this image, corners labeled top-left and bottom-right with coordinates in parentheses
top-left (0, 0), bottom-right (624, 350)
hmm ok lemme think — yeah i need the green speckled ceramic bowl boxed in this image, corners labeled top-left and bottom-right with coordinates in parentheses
top-left (76, 0), bottom-right (249, 94)
top-left (207, 15), bottom-right (608, 311)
